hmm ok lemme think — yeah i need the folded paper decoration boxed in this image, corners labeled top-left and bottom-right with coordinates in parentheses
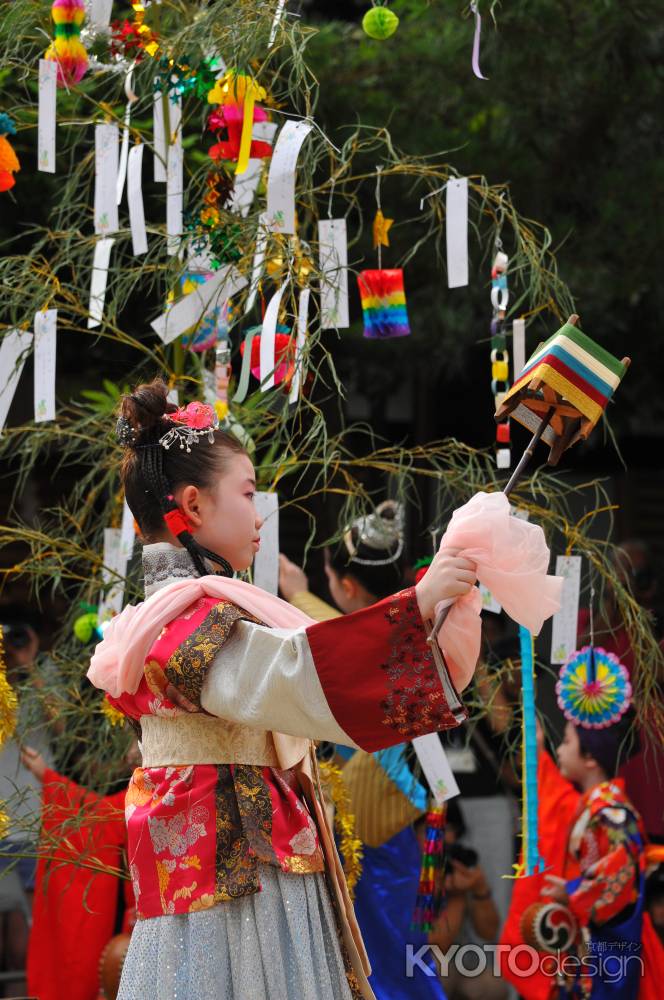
top-left (495, 319), bottom-right (630, 464)
top-left (357, 268), bottom-right (410, 339)
top-left (556, 646), bottom-right (632, 729)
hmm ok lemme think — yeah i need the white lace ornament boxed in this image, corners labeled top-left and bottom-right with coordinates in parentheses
top-left (159, 419), bottom-right (218, 453)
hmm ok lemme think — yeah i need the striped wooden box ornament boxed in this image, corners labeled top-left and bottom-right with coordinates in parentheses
top-left (494, 314), bottom-right (630, 466)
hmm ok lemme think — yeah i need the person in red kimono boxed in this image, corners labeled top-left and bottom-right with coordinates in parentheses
top-left (85, 379), bottom-right (482, 1000)
top-left (21, 743), bottom-right (136, 1000)
top-left (500, 713), bottom-right (664, 1000)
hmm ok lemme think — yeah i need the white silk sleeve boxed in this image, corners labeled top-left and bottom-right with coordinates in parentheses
top-left (199, 620), bottom-right (358, 747)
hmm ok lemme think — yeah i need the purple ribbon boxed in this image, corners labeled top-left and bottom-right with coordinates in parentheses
top-left (470, 2), bottom-right (489, 80)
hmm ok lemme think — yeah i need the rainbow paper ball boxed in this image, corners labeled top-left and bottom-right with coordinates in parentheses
top-left (362, 6), bottom-right (399, 40)
top-left (73, 612), bottom-right (99, 643)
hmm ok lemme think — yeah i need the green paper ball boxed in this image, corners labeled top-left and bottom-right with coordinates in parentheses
top-left (74, 612), bottom-right (98, 643)
top-left (362, 6), bottom-right (399, 40)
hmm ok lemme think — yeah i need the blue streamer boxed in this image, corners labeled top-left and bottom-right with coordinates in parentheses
top-left (519, 626), bottom-right (546, 875)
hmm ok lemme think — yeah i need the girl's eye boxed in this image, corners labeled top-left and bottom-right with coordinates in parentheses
top-left (245, 492), bottom-right (256, 500)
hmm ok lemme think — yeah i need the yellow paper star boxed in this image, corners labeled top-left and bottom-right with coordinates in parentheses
top-left (372, 209), bottom-right (393, 249)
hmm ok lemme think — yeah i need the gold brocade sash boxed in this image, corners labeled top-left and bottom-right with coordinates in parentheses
top-left (139, 714), bottom-right (282, 767)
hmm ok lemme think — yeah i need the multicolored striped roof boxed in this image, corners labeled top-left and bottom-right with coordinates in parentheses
top-left (496, 321), bottom-right (629, 448)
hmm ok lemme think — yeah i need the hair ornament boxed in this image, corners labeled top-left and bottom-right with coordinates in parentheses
top-left (158, 402), bottom-right (219, 453)
top-left (343, 499), bottom-right (404, 566)
top-left (115, 415), bottom-right (137, 447)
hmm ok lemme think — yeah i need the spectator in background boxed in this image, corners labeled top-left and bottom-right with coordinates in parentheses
top-left (0, 605), bottom-right (56, 998)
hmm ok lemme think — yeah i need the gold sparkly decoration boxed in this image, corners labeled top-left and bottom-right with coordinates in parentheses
top-left (372, 209), bottom-right (393, 249)
top-left (101, 698), bottom-right (125, 727)
top-left (0, 805), bottom-right (9, 840)
top-left (0, 626), bottom-right (18, 750)
top-left (319, 760), bottom-right (363, 898)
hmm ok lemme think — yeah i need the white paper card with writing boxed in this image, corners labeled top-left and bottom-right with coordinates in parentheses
top-left (260, 281), bottom-right (289, 391)
top-left (253, 493), bottom-right (279, 595)
top-left (289, 287), bottom-right (310, 403)
top-left (94, 123), bottom-right (119, 235)
top-left (513, 317), bottom-right (526, 379)
top-left (87, 0), bottom-right (113, 27)
top-left (166, 96), bottom-right (183, 255)
top-left (228, 121), bottom-right (278, 217)
top-left (318, 218), bottom-right (349, 329)
top-left (120, 498), bottom-right (136, 563)
top-left (34, 309), bottom-right (57, 423)
top-left (88, 238), bottom-right (115, 329)
top-left (479, 584), bottom-right (502, 614)
top-left (266, 120), bottom-right (313, 234)
top-left (446, 177), bottom-right (469, 288)
top-left (153, 85), bottom-right (167, 182)
top-left (38, 59), bottom-right (57, 174)
top-left (127, 143), bottom-right (148, 256)
top-left (550, 555), bottom-right (582, 664)
top-left (0, 329), bottom-right (33, 433)
top-left (151, 265), bottom-right (247, 344)
top-left (98, 528), bottom-right (127, 621)
top-left (412, 734), bottom-right (461, 803)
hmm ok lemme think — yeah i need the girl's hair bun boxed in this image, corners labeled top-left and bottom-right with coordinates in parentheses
top-left (119, 379), bottom-right (177, 440)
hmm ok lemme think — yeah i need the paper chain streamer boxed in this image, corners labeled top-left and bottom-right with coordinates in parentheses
top-left (491, 249), bottom-right (511, 468)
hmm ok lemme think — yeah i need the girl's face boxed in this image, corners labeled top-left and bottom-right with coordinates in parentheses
top-left (556, 722), bottom-right (586, 783)
top-left (176, 452), bottom-right (263, 572)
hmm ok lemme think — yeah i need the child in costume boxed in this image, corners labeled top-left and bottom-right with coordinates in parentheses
top-left (501, 651), bottom-right (664, 1000)
top-left (86, 379), bottom-right (480, 1000)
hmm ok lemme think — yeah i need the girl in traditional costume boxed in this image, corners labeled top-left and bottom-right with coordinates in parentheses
top-left (86, 380), bottom-right (479, 1000)
top-left (500, 650), bottom-right (664, 1000)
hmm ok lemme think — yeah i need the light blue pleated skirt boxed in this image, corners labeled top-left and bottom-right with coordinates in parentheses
top-left (117, 865), bottom-right (356, 1000)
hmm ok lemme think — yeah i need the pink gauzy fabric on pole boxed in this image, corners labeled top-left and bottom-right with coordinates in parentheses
top-left (87, 577), bottom-right (314, 699)
top-left (435, 491), bottom-right (563, 690)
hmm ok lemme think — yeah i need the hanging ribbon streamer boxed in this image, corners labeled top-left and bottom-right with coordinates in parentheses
top-left (470, 2), bottom-right (489, 80)
top-left (233, 326), bottom-right (260, 404)
top-left (266, 119), bottom-right (314, 234)
top-left (289, 286), bottom-right (310, 403)
top-left (260, 279), bottom-right (290, 390)
top-left (0, 329), bottom-right (33, 432)
top-left (127, 142), bottom-right (148, 255)
top-left (514, 626), bottom-right (546, 878)
top-left (116, 66), bottom-right (137, 205)
top-left (87, 237), bottom-right (115, 329)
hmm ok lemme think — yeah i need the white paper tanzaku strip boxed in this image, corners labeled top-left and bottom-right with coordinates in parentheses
top-left (88, 238), bottom-right (115, 329)
top-left (0, 329), bottom-right (33, 433)
top-left (38, 59), bottom-right (57, 174)
top-left (318, 218), bottom-right (349, 329)
top-left (266, 120), bottom-right (313, 234)
top-left (120, 498), bottom-right (136, 563)
top-left (550, 555), bottom-right (582, 664)
top-left (127, 143), bottom-right (148, 256)
top-left (289, 287), bottom-right (310, 403)
top-left (94, 123), bottom-right (119, 235)
top-left (98, 527), bottom-right (127, 621)
top-left (34, 309), bottom-right (57, 423)
top-left (412, 734), bottom-right (461, 803)
top-left (87, 0), bottom-right (114, 28)
top-left (153, 84), bottom-right (167, 182)
top-left (166, 95), bottom-right (183, 255)
top-left (260, 280), bottom-right (290, 390)
top-left (253, 492), bottom-right (279, 595)
top-left (151, 265), bottom-right (247, 344)
top-left (446, 177), bottom-right (469, 288)
top-left (229, 121), bottom-right (278, 217)
top-left (512, 317), bottom-right (526, 379)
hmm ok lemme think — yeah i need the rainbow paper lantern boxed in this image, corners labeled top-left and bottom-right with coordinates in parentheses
top-left (357, 269), bottom-right (410, 339)
top-left (45, 0), bottom-right (88, 87)
top-left (556, 646), bottom-right (632, 729)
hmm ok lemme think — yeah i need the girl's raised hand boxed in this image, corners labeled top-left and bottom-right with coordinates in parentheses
top-left (415, 547), bottom-right (477, 621)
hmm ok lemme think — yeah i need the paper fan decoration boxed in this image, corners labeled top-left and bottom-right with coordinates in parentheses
top-left (556, 646), bottom-right (632, 729)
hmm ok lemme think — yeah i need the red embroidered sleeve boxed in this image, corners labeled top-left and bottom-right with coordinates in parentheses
top-left (305, 587), bottom-right (466, 751)
top-left (567, 811), bottom-right (640, 926)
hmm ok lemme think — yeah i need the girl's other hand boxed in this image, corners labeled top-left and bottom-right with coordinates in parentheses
top-left (21, 746), bottom-right (47, 783)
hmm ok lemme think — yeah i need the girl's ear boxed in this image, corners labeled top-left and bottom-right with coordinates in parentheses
top-left (178, 485), bottom-right (202, 528)
top-left (341, 575), bottom-right (357, 600)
